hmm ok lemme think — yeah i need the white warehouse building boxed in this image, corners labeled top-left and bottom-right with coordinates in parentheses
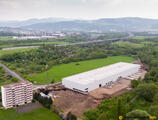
top-left (62, 62), bottom-right (140, 93)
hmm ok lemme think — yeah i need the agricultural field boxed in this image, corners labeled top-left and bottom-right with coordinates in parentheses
top-left (0, 107), bottom-right (62, 120)
top-left (0, 47), bottom-right (38, 57)
top-left (18, 41), bottom-right (68, 46)
top-left (114, 40), bottom-right (155, 48)
top-left (0, 36), bottom-right (68, 50)
top-left (27, 56), bottom-right (135, 84)
top-left (113, 41), bottom-right (144, 48)
top-left (0, 37), bottom-right (14, 41)
top-left (132, 36), bottom-right (157, 40)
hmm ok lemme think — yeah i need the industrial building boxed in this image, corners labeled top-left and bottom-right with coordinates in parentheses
top-left (1, 81), bottom-right (33, 109)
top-left (62, 62), bottom-right (140, 93)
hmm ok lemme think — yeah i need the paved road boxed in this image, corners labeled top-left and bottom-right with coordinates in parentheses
top-left (0, 33), bottom-right (134, 90)
top-left (0, 63), bottom-right (52, 90)
top-left (56, 33), bottom-right (134, 47)
top-left (33, 82), bottom-right (61, 90)
top-left (0, 63), bottom-right (25, 82)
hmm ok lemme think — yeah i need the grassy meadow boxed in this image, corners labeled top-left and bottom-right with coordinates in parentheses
top-left (27, 56), bottom-right (135, 84)
top-left (0, 107), bottom-right (62, 120)
top-left (0, 48), bottom-right (38, 57)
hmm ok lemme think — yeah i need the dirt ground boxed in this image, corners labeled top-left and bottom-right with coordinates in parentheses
top-left (89, 79), bottom-right (131, 99)
top-left (48, 67), bottom-right (147, 119)
top-left (53, 90), bottom-right (97, 119)
top-left (89, 69), bottom-right (147, 99)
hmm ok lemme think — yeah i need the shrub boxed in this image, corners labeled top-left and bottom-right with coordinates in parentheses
top-left (134, 83), bottom-right (158, 102)
top-left (126, 109), bottom-right (150, 120)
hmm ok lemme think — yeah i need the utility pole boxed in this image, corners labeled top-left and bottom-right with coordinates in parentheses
top-left (45, 45), bottom-right (50, 84)
top-left (117, 99), bottom-right (121, 120)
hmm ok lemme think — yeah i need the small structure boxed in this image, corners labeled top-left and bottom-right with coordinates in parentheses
top-left (40, 92), bottom-right (51, 98)
top-left (1, 81), bottom-right (33, 109)
top-left (62, 62), bottom-right (140, 93)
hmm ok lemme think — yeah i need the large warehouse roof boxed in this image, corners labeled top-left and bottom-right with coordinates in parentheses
top-left (63, 62), bottom-right (140, 85)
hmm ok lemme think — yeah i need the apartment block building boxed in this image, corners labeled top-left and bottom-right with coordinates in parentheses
top-left (1, 81), bottom-right (33, 109)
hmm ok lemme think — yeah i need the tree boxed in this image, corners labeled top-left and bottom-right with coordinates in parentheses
top-left (134, 83), bottom-right (158, 102)
top-left (148, 105), bottom-right (158, 116)
top-left (126, 109), bottom-right (150, 120)
top-left (131, 79), bottom-right (140, 88)
top-left (11, 77), bottom-right (18, 82)
top-left (51, 79), bottom-right (55, 84)
top-left (88, 51), bottom-right (107, 59)
top-left (66, 112), bottom-right (77, 120)
top-left (153, 93), bottom-right (158, 105)
top-left (144, 68), bottom-right (158, 82)
top-left (83, 110), bottom-right (99, 120)
top-left (97, 112), bottom-right (114, 120)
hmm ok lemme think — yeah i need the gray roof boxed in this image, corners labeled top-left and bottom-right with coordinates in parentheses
top-left (63, 62), bottom-right (140, 85)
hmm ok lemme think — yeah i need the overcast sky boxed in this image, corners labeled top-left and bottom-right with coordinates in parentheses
top-left (0, 0), bottom-right (158, 21)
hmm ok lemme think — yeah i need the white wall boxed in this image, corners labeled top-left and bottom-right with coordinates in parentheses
top-left (1, 86), bottom-right (7, 108)
top-left (62, 64), bottom-right (140, 93)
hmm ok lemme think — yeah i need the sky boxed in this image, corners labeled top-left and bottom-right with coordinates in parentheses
top-left (0, 0), bottom-right (158, 21)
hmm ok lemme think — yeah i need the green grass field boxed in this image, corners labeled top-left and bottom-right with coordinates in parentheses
top-left (0, 48), bottom-right (37, 57)
top-left (0, 107), bottom-right (62, 120)
top-left (27, 56), bottom-right (135, 84)
top-left (18, 41), bottom-right (68, 46)
top-left (132, 36), bottom-right (157, 40)
top-left (0, 37), bottom-right (14, 41)
top-left (113, 41), bottom-right (144, 48)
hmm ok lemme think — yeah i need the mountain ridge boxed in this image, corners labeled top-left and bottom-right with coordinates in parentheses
top-left (1, 17), bottom-right (158, 32)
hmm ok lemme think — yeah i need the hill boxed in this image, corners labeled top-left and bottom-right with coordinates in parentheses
top-left (22, 17), bottom-right (158, 32)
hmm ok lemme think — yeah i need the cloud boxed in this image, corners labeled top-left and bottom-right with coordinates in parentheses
top-left (0, 0), bottom-right (158, 21)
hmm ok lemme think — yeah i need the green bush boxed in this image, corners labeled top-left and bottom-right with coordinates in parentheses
top-left (134, 83), bottom-right (158, 102)
top-left (126, 109), bottom-right (150, 120)
top-left (11, 77), bottom-right (18, 82)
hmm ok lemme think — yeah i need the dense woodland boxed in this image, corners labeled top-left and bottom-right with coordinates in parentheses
top-left (1, 35), bottom-right (158, 119)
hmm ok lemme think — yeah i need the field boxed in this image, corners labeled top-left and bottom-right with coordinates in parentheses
top-left (27, 56), bottom-right (135, 84)
top-left (114, 41), bottom-right (155, 48)
top-left (132, 36), bottom-right (157, 40)
top-left (0, 36), bottom-right (68, 50)
top-left (0, 107), bottom-right (62, 120)
top-left (18, 41), bottom-right (68, 46)
top-left (113, 41), bottom-right (144, 48)
top-left (0, 48), bottom-right (37, 57)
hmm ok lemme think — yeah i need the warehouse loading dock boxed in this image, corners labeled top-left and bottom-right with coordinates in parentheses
top-left (62, 62), bottom-right (140, 93)
top-left (45, 62), bottom-right (146, 119)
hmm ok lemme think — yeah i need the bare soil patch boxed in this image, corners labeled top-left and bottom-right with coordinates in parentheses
top-left (53, 90), bottom-right (97, 119)
top-left (89, 79), bottom-right (131, 99)
top-left (89, 69), bottom-right (147, 99)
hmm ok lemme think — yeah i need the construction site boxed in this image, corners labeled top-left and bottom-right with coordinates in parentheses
top-left (36, 62), bottom-right (147, 119)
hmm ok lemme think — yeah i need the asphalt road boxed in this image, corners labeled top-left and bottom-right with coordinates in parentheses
top-left (0, 33), bottom-right (134, 89)
top-left (0, 63), bottom-right (25, 82)
top-left (0, 63), bottom-right (51, 90)
top-left (56, 33), bottom-right (134, 47)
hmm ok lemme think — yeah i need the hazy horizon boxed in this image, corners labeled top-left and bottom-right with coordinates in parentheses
top-left (1, 0), bottom-right (158, 21)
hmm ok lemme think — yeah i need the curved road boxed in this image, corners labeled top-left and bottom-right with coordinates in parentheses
top-left (0, 33), bottom-right (134, 90)
top-left (0, 63), bottom-right (51, 90)
top-left (0, 63), bottom-right (25, 82)
top-left (56, 33), bottom-right (134, 47)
